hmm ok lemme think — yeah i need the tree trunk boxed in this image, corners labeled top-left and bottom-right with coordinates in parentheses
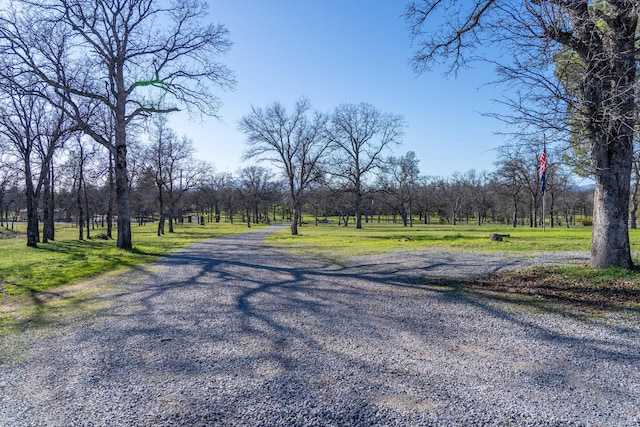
top-left (42, 162), bottom-right (52, 243)
top-left (84, 178), bottom-right (91, 239)
top-left (114, 73), bottom-right (132, 249)
top-left (157, 188), bottom-right (165, 236)
top-left (114, 136), bottom-right (132, 249)
top-left (630, 201), bottom-right (638, 230)
top-left (355, 176), bottom-right (363, 229)
top-left (591, 152), bottom-right (633, 269)
top-left (77, 170), bottom-right (84, 241)
top-left (107, 152), bottom-right (114, 239)
top-left (585, 9), bottom-right (636, 269)
top-left (291, 207), bottom-right (299, 235)
top-left (22, 155), bottom-right (40, 247)
top-left (25, 188), bottom-right (39, 247)
top-left (355, 210), bottom-right (362, 228)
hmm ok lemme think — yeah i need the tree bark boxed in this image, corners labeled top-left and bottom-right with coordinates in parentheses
top-left (114, 139), bottom-right (132, 249)
top-left (291, 205), bottom-right (299, 235)
top-left (583, 6), bottom-right (637, 269)
top-left (84, 174), bottom-right (91, 240)
top-left (42, 162), bottom-right (53, 243)
top-left (114, 93), bottom-right (132, 249)
top-left (630, 200), bottom-right (638, 230)
top-left (107, 152), bottom-right (114, 239)
top-left (591, 148), bottom-right (633, 269)
top-left (77, 159), bottom-right (84, 241)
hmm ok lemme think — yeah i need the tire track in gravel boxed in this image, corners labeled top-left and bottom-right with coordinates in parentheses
top-left (1, 225), bottom-right (638, 426)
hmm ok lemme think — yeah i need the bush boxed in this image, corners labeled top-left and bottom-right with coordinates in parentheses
top-left (581, 218), bottom-right (593, 226)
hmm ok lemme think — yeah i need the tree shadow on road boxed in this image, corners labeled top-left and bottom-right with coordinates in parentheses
top-left (4, 228), bottom-right (640, 424)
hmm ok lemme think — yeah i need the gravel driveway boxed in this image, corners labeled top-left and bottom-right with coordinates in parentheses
top-left (1, 226), bottom-right (639, 426)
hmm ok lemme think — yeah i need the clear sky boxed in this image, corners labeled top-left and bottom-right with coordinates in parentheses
top-left (170, 0), bottom-right (512, 178)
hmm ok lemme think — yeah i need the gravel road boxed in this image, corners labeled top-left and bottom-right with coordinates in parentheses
top-left (1, 225), bottom-right (639, 426)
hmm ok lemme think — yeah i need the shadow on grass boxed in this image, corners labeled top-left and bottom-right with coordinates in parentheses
top-left (414, 270), bottom-right (640, 319)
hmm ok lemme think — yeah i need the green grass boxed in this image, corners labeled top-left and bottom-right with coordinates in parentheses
top-left (266, 220), bottom-right (615, 260)
top-left (0, 220), bottom-right (265, 340)
top-left (0, 221), bottom-right (263, 297)
top-left (2, 218), bottom-right (639, 340)
top-left (268, 219), bottom-right (640, 317)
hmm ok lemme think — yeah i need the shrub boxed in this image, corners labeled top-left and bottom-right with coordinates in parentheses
top-left (581, 218), bottom-right (593, 226)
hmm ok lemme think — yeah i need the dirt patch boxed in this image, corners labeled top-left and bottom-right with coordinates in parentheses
top-left (464, 268), bottom-right (640, 314)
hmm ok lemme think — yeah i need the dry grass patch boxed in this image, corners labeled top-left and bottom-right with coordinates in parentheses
top-left (464, 267), bottom-right (640, 316)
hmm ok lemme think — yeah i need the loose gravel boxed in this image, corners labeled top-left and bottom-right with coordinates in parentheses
top-left (1, 226), bottom-right (639, 426)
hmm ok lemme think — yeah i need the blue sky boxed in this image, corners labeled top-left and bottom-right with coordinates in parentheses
top-left (170, 1), bottom-right (512, 178)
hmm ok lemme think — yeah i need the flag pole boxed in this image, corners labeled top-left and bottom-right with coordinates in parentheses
top-left (541, 140), bottom-right (547, 232)
top-left (542, 186), bottom-right (546, 232)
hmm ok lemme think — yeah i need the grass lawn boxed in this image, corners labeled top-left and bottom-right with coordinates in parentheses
top-left (1, 218), bottom-right (639, 336)
top-left (267, 220), bottom-right (640, 317)
top-left (266, 221), bottom-right (604, 258)
top-left (0, 221), bottom-right (263, 297)
top-left (0, 220), bottom-right (265, 338)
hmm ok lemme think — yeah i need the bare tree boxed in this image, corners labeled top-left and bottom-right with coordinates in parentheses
top-left (494, 144), bottom-right (545, 227)
top-left (0, 0), bottom-right (235, 249)
top-left (460, 169), bottom-right (491, 226)
top-left (493, 155), bottom-right (524, 228)
top-left (240, 98), bottom-right (329, 235)
top-left (405, 1), bottom-right (639, 268)
top-left (327, 103), bottom-right (405, 229)
top-left (0, 85), bottom-right (72, 246)
top-left (0, 149), bottom-right (20, 230)
top-left (380, 151), bottom-right (421, 227)
top-left (436, 175), bottom-right (466, 225)
top-left (144, 116), bottom-right (205, 234)
top-left (235, 166), bottom-right (274, 227)
top-left (198, 171), bottom-right (234, 223)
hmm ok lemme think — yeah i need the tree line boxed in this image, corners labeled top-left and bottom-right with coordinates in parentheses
top-left (0, 104), bottom-right (597, 240)
top-left (1, 0), bottom-right (638, 271)
top-left (0, 0), bottom-right (234, 248)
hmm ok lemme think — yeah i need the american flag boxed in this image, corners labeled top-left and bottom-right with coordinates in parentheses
top-left (539, 150), bottom-right (547, 195)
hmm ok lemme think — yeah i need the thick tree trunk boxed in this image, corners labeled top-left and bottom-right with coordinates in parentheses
top-left (107, 153), bottom-right (114, 239)
top-left (355, 176), bottom-right (363, 229)
top-left (114, 141), bottom-right (132, 249)
top-left (355, 209), bottom-right (362, 229)
top-left (591, 151), bottom-right (633, 269)
top-left (584, 9), bottom-right (636, 269)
